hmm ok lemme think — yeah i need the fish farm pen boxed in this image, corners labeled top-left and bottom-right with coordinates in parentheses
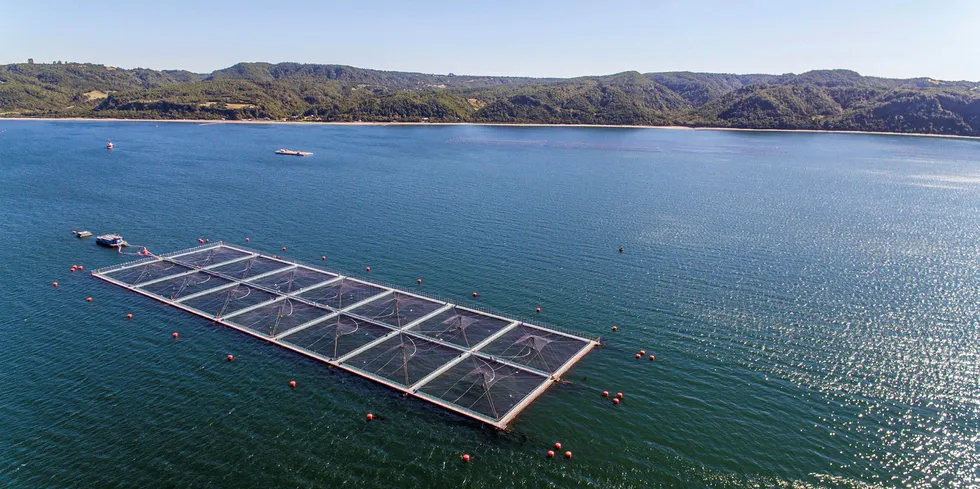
top-left (92, 242), bottom-right (600, 429)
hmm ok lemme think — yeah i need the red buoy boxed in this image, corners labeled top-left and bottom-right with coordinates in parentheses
top-left (227, 354), bottom-right (234, 361)
top-left (536, 307), bottom-right (541, 313)
top-left (366, 413), bottom-right (374, 421)
top-left (78, 265), bottom-right (83, 270)
top-left (554, 442), bottom-right (562, 450)
top-left (71, 267), bottom-right (77, 273)
top-left (649, 355), bottom-right (656, 361)
top-left (462, 454), bottom-right (471, 463)
top-left (52, 281), bottom-right (58, 287)
top-left (472, 292), bottom-right (479, 297)
top-left (289, 380), bottom-right (297, 388)
top-left (602, 391), bottom-right (609, 397)
top-left (547, 450), bottom-right (555, 458)
top-left (639, 350), bottom-right (646, 356)
top-left (198, 238), bottom-right (204, 243)
top-left (126, 313), bottom-right (133, 319)
top-left (417, 278), bottom-right (422, 284)
top-left (86, 297), bottom-right (93, 302)
top-left (565, 451), bottom-right (572, 459)
top-left (245, 237), bottom-right (250, 242)
top-left (611, 325), bottom-right (618, 332)
top-left (205, 238), bottom-right (209, 243)
top-left (616, 392), bottom-right (623, 399)
top-left (366, 266), bottom-right (371, 272)
top-left (282, 246), bottom-right (287, 251)
top-left (172, 332), bottom-right (179, 339)
top-left (635, 353), bottom-right (641, 359)
top-left (613, 398), bottom-right (620, 405)
top-left (321, 255), bottom-right (326, 261)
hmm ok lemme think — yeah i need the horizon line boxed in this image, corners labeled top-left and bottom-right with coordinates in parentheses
top-left (4, 59), bottom-right (978, 84)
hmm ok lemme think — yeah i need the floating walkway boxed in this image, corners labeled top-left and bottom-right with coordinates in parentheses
top-left (93, 242), bottom-right (598, 429)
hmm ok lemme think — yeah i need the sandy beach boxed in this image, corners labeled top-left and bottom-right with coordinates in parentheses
top-left (1, 117), bottom-right (978, 140)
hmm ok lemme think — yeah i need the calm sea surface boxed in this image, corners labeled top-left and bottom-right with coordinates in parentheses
top-left (0, 122), bottom-right (977, 488)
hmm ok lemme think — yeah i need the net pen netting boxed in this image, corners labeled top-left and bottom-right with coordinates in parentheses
top-left (93, 243), bottom-right (596, 428)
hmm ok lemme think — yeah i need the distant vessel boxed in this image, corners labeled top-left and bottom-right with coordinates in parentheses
top-left (106, 141), bottom-right (114, 150)
top-left (96, 234), bottom-right (127, 247)
top-left (75, 230), bottom-right (92, 238)
top-left (275, 149), bottom-right (312, 156)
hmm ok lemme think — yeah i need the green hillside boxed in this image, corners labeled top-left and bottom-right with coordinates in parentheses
top-left (2, 62), bottom-right (979, 136)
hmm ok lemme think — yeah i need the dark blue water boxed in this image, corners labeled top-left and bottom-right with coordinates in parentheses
top-left (1, 121), bottom-right (978, 488)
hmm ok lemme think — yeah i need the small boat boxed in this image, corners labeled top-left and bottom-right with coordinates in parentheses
top-left (106, 141), bottom-right (114, 150)
top-left (76, 231), bottom-right (93, 238)
top-left (275, 149), bottom-right (312, 156)
top-left (96, 234), bottom-right (128, 248)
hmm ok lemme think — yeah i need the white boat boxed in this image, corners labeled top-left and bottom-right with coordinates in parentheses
top-left (275, 149), bottom-right (312, 156)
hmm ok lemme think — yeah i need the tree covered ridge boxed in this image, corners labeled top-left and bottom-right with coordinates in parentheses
top-left (2, 62), bottom-right (980, 136)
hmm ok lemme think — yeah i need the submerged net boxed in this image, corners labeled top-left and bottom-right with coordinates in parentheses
top-left (346, 292), bottom-right (446, 328)
top-left (94, 243), bottom-right (596, 427)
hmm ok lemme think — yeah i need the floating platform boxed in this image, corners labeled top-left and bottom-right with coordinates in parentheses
top-left (92, 242), bottom-right (598, 429)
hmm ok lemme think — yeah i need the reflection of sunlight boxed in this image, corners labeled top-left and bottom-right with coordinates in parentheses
top-left (865, 169), bottom-right (980, 190)
top-left (908, 173), bottom-right (980, 184)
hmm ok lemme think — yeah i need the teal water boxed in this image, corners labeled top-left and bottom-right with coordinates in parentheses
top-left (0, 121), bottom-right (978, 488)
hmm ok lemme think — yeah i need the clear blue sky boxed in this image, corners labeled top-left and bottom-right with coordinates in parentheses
top-left (3, 0), bottom-right (978, 80)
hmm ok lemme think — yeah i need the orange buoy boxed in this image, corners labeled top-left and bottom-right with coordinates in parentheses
top-left (602, 391), bottom-right (609, 397)
top-left (417, 278), bottom-right (422, 285)
top-left (649, 355), bottom-right (655, 361)
top-left (639, 350), bottom-right (646, 356)
top-left (462, 454), bottom-right (471, 463)
top-left (472, 292), bottom-right (478, 297)
top-left (126, 313), bottom-right (133, 319)
top-left (536, 307), bottom-right (541, 313)
top-left (613, 398), bottom-right (620, 405)
top-left (366, 413), bottom-right (374, 421)
top-left (554, 442), bottom-right (562, 450)
top-left (365, 266), bottom-right (371, 272)
top-left (172, 332), bottom-right (179, 339)
top-left (616, 392), bottom-right (623, 399)
top-left (611, 325), bottom-right (618, 332)
top-left (52, 281), bottom-right (59, 287)
top-left (289, 380), bottom-right (297, 388)
top-left (227, 354), bottom-right (234, 361)
top-left (565, 451), bottom-right (572, 459)
top-left (635, 353), bottom-right (641, 359)
top-left (547, 450), bottom-right (555, 458)
top-left (86, 297), bottom-right (93, 302)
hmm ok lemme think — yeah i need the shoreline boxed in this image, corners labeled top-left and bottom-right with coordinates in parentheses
top-left (1, 117), bottom-right (978, 140)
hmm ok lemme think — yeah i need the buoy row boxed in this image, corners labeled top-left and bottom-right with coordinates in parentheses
top-left (547, 442), bottom-right (572, 459)
top-left (634, 349), bottom-right (655, 361)
top-left (601, 390), bottom-right (624, 405)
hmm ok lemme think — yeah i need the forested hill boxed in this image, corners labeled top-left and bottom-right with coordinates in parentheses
top-left (3, 61), bottom-right (980, 136)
